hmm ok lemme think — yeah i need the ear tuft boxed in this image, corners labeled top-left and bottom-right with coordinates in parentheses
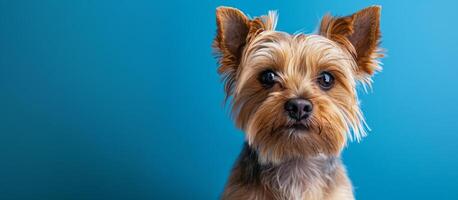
top-left (214, 7), bottom-right (250, 58)
top-left (320, 6), bottom-right (383, 81)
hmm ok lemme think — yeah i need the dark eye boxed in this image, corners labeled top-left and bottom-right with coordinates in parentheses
top-left (259, 70), bottom-right (277, 88)
top-left (317, 71), bottom-right (335, 90)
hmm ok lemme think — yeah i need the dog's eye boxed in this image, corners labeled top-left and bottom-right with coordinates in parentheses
top-left (259, 70), bottom-right (277, 88)
top-left (317, 71), bottom-right (335, 90)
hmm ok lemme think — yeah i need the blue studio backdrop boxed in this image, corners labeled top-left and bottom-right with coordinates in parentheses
top-left (1, 0), bottom-right (457, 199)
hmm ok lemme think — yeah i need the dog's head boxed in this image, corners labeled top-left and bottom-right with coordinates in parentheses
top-left (213, 6), bottom-right (382, 164)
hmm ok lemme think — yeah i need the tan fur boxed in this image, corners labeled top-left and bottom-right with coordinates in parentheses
top-left (213, 6), bottom-right (383, 200)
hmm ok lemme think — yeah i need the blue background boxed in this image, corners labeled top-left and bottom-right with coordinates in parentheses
top-left (1, 0), bottom-right (457, 199)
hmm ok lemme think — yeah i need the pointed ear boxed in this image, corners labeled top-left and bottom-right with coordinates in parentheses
top-left (319, 6), bottom-right (383, 78)
top-left (213, 7), bottom-right (277, 98)
top-left (213, 7), bottom-right (251, 98)
top-left (214, 7), bottom-right (250, 58)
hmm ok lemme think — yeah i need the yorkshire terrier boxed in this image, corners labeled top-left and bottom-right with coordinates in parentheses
top-left (213, 5), bottom-right (383, 200)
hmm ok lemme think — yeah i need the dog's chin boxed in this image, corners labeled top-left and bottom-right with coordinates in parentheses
top-left (251, 121), bottom-right (344, 165)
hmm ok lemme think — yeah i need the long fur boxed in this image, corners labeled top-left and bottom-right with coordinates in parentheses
top-left (213, 6), bottom-right (383, 200)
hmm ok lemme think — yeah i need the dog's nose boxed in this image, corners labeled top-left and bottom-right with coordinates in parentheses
top-left (284, 98), bottom-right (313, 120)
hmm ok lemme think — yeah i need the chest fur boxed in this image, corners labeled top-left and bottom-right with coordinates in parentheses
top-left (224, 144), bottom-right (344, 200)
top-left (260, 156), bottom-right (339, 200)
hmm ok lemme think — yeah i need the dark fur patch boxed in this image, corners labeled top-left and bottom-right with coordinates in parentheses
top-left (231, 143), bottom-right (263, 185)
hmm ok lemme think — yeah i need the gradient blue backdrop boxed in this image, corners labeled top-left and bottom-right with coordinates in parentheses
top-left (1, 0), bottom-right (457, 199)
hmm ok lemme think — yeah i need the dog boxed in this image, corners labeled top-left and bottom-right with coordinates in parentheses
top-left (213, 5), bottom-right (383, 200)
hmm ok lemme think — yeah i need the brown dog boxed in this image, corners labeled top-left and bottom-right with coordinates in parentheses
top-left (213, 6), bottom-right (383, 200)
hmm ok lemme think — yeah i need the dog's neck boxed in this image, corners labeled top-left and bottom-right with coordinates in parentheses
top-left (234, 143), bottom-right (341, 199)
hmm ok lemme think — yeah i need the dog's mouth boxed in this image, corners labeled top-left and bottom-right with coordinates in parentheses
top-left (286, 122), bottom-right (311, 132)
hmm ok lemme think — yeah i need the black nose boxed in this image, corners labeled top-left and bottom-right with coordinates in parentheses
top-left (284, 98), bottom-right (313, 120)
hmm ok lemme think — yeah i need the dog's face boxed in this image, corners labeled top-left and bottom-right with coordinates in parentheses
top-left (214, 6), bottom-right (382, 164)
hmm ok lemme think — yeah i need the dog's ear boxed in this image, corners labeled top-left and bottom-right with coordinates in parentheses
top-left (214, 7), bottom-right (250, 59)
top-left (213, 7), bottom-right (251, 98)
top-left (319, 6), bottom-right (382, 80)
top-left (214, 7), bottom-right (277, 97)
